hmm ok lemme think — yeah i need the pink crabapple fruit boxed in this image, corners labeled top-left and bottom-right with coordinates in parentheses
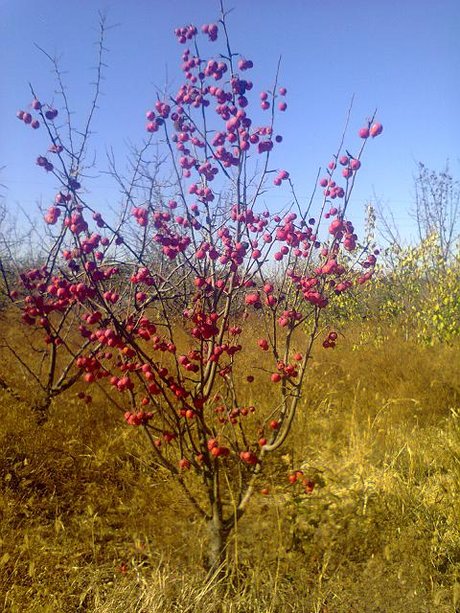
top-left (370, 122), bottom-right (383, 137)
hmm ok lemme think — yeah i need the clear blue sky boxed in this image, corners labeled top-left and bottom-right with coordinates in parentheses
top-left (1, 0), bottom-right (459, 243)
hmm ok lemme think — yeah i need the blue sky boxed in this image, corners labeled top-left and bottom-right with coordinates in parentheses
top-left (1, 0), bottom-right (459, 243)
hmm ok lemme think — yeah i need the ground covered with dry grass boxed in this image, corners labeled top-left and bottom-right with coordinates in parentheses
top-left (1, 324), bottom-right (459, 612)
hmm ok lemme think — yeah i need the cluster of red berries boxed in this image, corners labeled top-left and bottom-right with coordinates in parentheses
top-left (322, 330), bottom-right (338, 349)
top-left (174, 24), bottom-right (198, 43)
top-left (207, 438), bottom-right (230, 458)
top-left (201, 23), bottom-right (218, 41)
top-left (124, 410), bottom-right (154, 426)
top-left (273, 169), bottom-right (289, 186)
top-left (288, 470), bottom-right (315, 493)
top-left (270, 359), bottom-right (299, 383)
top-left (17, 99), bottom-right (59, 132)
top-left (214, 404), bottom-right (255, 425)
top-left (359, 122), bottom-right (383, 139)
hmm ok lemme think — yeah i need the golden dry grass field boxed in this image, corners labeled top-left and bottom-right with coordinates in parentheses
top-left (1, 318), bottom-right (459, 612)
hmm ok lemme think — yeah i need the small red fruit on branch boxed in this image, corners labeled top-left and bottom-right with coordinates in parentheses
top-left (369, 122), bottom-right (383, 137)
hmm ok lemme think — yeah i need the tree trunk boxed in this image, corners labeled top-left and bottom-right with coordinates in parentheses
top-left (205, 510), bottom-right (229, 575)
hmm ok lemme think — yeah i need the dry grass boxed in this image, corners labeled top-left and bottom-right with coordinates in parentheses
top-left (0, 323), bottom-right (459, 612)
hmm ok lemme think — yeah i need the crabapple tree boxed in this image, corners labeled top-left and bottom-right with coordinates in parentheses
top-left (11, 3), bottom-right (382, 569)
